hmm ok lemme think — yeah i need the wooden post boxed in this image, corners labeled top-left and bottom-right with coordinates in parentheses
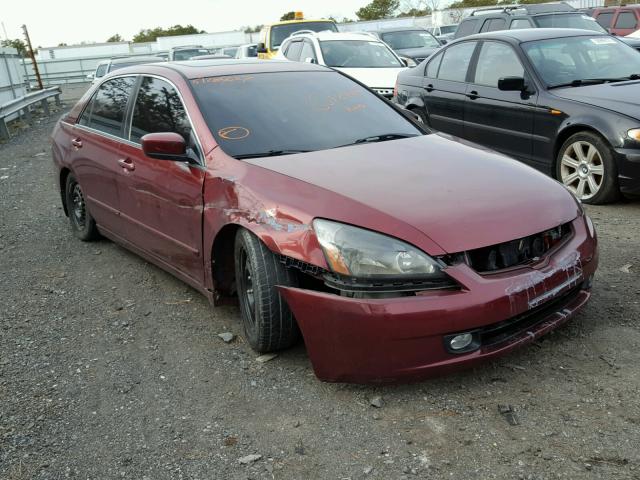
top-left (21, 24), bottom-right (43, 90)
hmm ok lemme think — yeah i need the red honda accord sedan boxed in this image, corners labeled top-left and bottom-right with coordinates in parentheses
top-left (51, 60), bottom-right (598, 383)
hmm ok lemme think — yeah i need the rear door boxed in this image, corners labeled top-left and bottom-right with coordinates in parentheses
top-left (117, 76), bottom-right (206, 285)
top-left (72, 76), bottom-right (137, 235)
top-left (464, 41), bottom-right (536, 162)
top-left (421, 41), bottom-right (477, 136)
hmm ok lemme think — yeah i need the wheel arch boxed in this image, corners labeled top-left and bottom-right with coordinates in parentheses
top-left (59, 167), bottom-right (72, 216)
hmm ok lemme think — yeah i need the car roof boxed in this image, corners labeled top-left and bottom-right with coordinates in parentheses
top-left (469, 2), bottom-right (575, 16)
top-left (374, 26), bottom-right (429, 33)
top-left (291, 31), bottom-right (380, 42)
top-left (115, 59), bottom-right (332, 79)
top-left (110, 55), bottom-right (165, 64)
top-left (461, 27), bottom-right (607, 43)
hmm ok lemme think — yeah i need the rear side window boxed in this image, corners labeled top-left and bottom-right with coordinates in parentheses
top-left (425, 51), bottom-right (443, 78)
top-left (595, 12), bottom-right (615, 28)
top-left (615, 12), bottom-right (637, 29)
top-left (455, 19), bottom-right (478, 38)
top-left (438, 42), bottom-right (476, 82)
top-left (480, 18), bottom-right (507, 32)
top-left (510, 19), bottom-right (533, 29)
top-left (130, 76), bottom-right (191, 144)
top-left (284, 41), bottom-right (303, 60)
top-left (79, 77), bottom-right (136, 137)
top-left (474, 42), bottom-right (524, 87)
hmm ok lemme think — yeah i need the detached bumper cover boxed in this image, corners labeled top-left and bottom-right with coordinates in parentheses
top-left (280, 216), bottom-right (598, 383)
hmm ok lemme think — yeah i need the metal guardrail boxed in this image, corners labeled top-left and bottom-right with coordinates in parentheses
top-left (0, 86), bottom-right (61, 141)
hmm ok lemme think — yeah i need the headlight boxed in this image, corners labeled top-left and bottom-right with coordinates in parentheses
top-left (400, 56), bottom-right (417, 68)
top-left (313, 219), bottom-right (444, 278)
top-left (627, 128), bottom-right (640, 141)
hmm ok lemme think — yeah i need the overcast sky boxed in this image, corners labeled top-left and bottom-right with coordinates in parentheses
top-left (1, 0), bottom-right (371, 47)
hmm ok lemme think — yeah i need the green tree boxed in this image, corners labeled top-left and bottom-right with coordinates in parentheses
top-left (280, 11), bottom-right (296, 21)
top-left (242, 25), bottom-right (263, 33)
top-left (106, 34), bottom-right (124, 42)
top-left (132, 25), bottom-right (205, 43)
top-left (1, 38), bottom-right (27, 56)
top-left (356, 0), bottom-right (400, 20)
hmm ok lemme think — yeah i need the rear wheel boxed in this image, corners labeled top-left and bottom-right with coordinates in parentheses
top-left (556, 131), bottom-right (619, 204)
top-left (234, 229), bottom-right (299, 353)
top-left (65, 173), bottom-right (99, 241)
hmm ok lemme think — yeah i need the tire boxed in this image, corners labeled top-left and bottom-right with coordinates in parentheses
top-left (556, 131), bottom-right (620, 205)
top-left (234, 228), bottom-right (299, 353)
top-left (65, 173), bottom-right (99, 241)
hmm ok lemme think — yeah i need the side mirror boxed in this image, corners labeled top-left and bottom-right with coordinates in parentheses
top-left (256, 42), bottom-right (267, 53)
top-left (498, 76), bottom-right (526, 92)
top-left (86, 73), bottom-right (94, 80)
top-left (304, 57), bottom-right (316, 64)
top-left (141, 132), bottom-right (188, 161)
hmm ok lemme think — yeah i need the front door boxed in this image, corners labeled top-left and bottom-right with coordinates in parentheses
top-left (421, 41), bottom-right (477, 137)
top-left (72, 76), bottom-right (137, 235)
top-left (464, 41), bottom-right (536, 162)
top-left (117, 76), bottom-right (206, 285)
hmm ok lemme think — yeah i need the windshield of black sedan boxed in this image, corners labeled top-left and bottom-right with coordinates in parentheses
top-left (381, 31), bottom-right (439, 50)
top-left (533, 13), bottom-right (606, 32)
top-left (320, 40), bottom-right (403, 68)
top-left (190, 71), bottom-right (421, 158)
top-left (523, 36), bottom-right (640, 87)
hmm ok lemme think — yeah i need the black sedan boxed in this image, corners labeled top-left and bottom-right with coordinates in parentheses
top-left (395, 28), bottom-right (640, 204)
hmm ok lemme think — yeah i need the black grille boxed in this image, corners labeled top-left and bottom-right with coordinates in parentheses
top-left (465, 223), bottom-right (572, 273)
top-left (480, 284), bottom-right (583, 348)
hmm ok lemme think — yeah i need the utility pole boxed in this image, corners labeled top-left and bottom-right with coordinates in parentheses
top-left (21, 24), bottom-right (43, 90)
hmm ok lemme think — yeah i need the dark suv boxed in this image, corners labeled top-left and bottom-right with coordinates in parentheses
top-left (453, 2), bottom-right (605, 39)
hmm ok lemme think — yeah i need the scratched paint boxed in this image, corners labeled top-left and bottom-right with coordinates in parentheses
top-left (505, 251), bottom-right (583, 312)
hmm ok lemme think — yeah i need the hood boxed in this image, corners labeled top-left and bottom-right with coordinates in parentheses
top-left (244, 134), bottom-right (579, 253)
top-left (392, 46), bottom-right (439, 60)
top-left (551, 81), bottom-right (640, 120)
top-left (333, 67), bottom-right (406, 89)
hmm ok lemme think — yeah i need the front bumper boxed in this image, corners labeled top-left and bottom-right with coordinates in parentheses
top-left (614, 147), bottom-right (640, 196)
top-left (280, 216), bottom-right (598, 383)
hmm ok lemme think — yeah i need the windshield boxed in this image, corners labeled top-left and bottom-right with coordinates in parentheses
top-left (270, 21), bottom-right (338, 49)
top-left (174, 49), bottom-right (209, 60)
top-left (533, 13), bottom-right (607, 32)
top-left (523, 35), bottom-right (640, 87)
top-left (381, 31), bottom-right (439, 50)
top-left (190, 71), bottom-right (420, 158)
top-left (320, 40), bottom-right (403, 68)
top-left (440, 25), bottom-right (457, 34)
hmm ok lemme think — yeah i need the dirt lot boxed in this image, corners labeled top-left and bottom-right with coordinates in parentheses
top-left (1, 84), bottom-right (639, 480)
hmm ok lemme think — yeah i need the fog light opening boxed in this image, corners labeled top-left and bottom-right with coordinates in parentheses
top-left (450, 333), bottom-right (474, 351)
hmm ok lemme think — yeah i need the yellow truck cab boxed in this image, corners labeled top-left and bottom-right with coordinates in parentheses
top-left (257, 12), bottom-right (338, 59)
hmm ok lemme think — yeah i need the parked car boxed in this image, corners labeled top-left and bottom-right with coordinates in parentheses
top-left (453, 3), bottom-right (605, 39)
top-left (276, 31), bottom-right (407, 98)
top-left (87, 56), bottom-right (165, 84)
top-left (370, 27), bottom-right (441, 65)
top-left (591, 5), bottom-right (640, 36)
top-left (257, 12), bottom-right (338, 59)
top-left (235, 44), bottom-right (258, 59)
top-left (169, 46), bottom-right (210, 61)
top-left (426, 24), bottom-right (459, 44)
top-left (395, 28), bottom-right (640, 204)
top-left (52, 59), bottom-right (597, 383)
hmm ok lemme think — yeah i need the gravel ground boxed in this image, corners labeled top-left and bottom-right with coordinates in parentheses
top-left (1, 83), bottom-right (639, 480)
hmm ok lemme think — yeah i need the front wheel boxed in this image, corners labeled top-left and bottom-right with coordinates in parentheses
top-left (234, 229), bottom-right (299, 353)
top-left (65, 173), bottom-right (99, 241)
top-left (556, 132), bottom-right (619, 204)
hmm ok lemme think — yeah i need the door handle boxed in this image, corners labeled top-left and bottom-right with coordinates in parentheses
top-left (467, 90), bottom-right (479, 100)
top-left (118, 158), bottom-right (135, 171)
top-left (424, 83), bottom-right (434, 92)
top-left (71, 138), bottom-right (82, 149)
